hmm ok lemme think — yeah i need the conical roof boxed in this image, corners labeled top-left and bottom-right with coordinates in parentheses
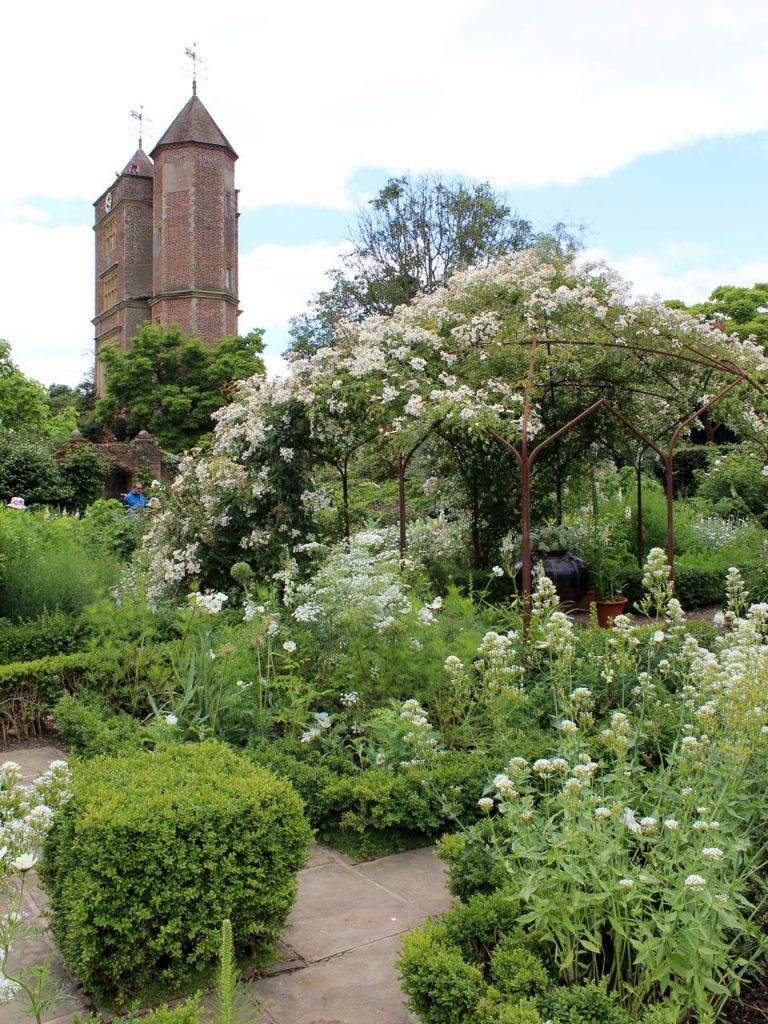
top-left (121, 148), bottom-right (154, 177)
top-left (150, 95), bottom-right (237, 159)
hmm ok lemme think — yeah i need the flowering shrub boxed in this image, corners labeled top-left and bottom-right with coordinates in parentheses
top-left (0, 760), bottom-right (71, 1024)
top-left (427, 565), bottom-right (768, 1022)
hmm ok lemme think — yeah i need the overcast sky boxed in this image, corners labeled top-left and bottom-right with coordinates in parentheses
top-left (2, 0), bottom-right (768, 386)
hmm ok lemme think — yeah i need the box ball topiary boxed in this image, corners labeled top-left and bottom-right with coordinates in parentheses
top-left (40, 741), bottom-right (312, 1003)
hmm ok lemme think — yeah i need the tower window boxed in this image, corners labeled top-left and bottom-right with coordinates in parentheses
top-left (103, 270), bottom-right (118, 310)
top-left (225, 267), bottom-right (232, 290)
top-left (224, 193), bottom-right (230, 216)
top-left (104, 217), bottom-right (116, 254)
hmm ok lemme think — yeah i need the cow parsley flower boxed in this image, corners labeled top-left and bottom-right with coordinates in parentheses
top-left (685, 874), bottom-right (707, 891)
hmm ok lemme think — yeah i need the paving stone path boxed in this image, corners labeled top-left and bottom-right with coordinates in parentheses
top-left (0, 746), bottom-right (452, 1024)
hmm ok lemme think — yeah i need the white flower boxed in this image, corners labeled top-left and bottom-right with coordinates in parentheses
top-left (623, 808), bottom-right (642, 833)
top-left (478, 797), bottom-right (494, 812)
top-left (313, 712), bottom-right (332, 729)
top-left (0, 978), bottom-right (20, 1005)
top-left (594, 806), bottom-right (611, 819)
top-left (558, 719), bottom-right (578, 734)
top-left (11, 853), bottom-right (37, 872)
top-left (300, 728), bottom-right (321, 743)
top-left (762, 466), bottom-right (768, 477)
top-left (652, 630), bottom-right (665, 644)
top-left (282, 640), bottom-right (297, 653)
top-left (664, 818), bottom-right (679, 830)
top-left (165, 714), bottom-right (178, 726)
top-left (702, 847), bottom-right (724, 860)
top-left (640, 816), bottom-right (658, 833)
top-left (618, 878), bottom-right (635, 888)
top-left (491, 565), bottom-right (504, 577)
top-left (684, 874), bottom-right (707, 891)
top-left (713, 611), bottom-right (725, 627)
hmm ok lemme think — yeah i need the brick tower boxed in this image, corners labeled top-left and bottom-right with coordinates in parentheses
top-left (93, 91), bottom-right (239, 396)
top-left (92, 148), bottom-right (154, 396)
top-left (148, 91), bottom-right (239, 343)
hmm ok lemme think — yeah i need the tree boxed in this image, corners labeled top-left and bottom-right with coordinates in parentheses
top-left (288, 174), bottom-right (581, 355)
top-left (95, 324), bottom-right (265, 452)
top-left (667, 283), bottom-right (768, 347)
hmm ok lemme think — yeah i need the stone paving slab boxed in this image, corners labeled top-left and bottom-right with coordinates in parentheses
top-left (254, 934), bottom-right (417, 1024)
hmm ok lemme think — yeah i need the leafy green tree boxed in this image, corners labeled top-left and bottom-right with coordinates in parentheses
top-left (667, 283), bottom-right (768, 346)
top-left (289, 174), bottom-right (581, 355)
top-left (0, 341), bottom-right (78, 440)
top-left (95, 324), bottom-right (265, 452)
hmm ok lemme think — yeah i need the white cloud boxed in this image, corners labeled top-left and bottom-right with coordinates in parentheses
top-left (0, 214), bottom-right (93, 386)
top-left (584, 244), bottom-right (768, 306)
top-left (3, 0), bottom-right (768, 211)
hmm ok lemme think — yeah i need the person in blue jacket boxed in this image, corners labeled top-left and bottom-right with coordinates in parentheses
top-left (124, 481), bottom-right (147, 513)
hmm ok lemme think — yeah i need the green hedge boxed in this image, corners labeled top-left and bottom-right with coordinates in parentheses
top-left (41, 742), bottom-right (312, 1003)
top-left (247, 744), bottom-right (490, 859)
top-left (618, 564), bottom-right (742, 610)
top-left (0, 612), bottom-right (91, 664)
top-left (0, 646), bottom-right (160, 741)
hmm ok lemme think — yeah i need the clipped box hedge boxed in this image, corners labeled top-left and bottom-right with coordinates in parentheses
top-left (41, 741), bottom-right (312, 1003)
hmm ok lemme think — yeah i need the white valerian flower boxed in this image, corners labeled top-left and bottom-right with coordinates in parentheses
top-left (11, 853), bottom-right (37, 872)
top-left (618, 878), bottom-right (635, 888)
top-left (558, 719), bottom-right (578, 734)
top-left (594, 806), bottom-right (611, 819)
top-left (640, 816), bottom-right (658, 833)
top-left (478, 797), bottom-right (494, 812)
top-left (664, 818), bottom-right (679, 830)
top-left (702, 847), bottom-right (724, 860)
top-left (165, 714), bottom-right (178, 726)
top-left (652, 630), bottom-right (665, 643)
top-left (282, 640), bottom-right (297, 653)
top-left (685, 874), bottom-right (707, 891)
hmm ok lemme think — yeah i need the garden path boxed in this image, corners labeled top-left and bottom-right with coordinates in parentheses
top-left (0, 745), bottom-right (452, 1024)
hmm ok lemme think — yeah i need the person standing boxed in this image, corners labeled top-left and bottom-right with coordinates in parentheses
top-left (124, 481), bottom-right (147, 514)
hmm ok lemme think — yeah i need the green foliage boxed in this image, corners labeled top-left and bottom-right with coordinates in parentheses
top-left (0, 610), bottom-right (90, 664)
top-left (247, 742), bottom-right (489, 860)
top-left (696, 445), bottom-right (768, 525)
top-left (489, 941), bottom-right (550, 998)
top-left (96, 323), bottom-right (265, 451)
top-left (538, 983), bottom-right (629, 1024)
top-left (51, 692), bottom-right (145, 758)
top-left (398, 918), bottom-right (485, 1024)
top-left (669, 282), bottom-right (768, 346)
top-left (0, 508), bottom-right (122, 620)
top-left (41, 742), bottom-right (311, 1003)
top-left (82, 498), bottom-right (144, 559)
top-left (55, 446), bottom-right (108, 511)
top-left (0, 341), bottom-right (76, 440)
top-left (0, 435), bottom-right (68, 505)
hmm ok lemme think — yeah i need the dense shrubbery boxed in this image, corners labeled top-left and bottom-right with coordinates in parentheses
top-left (41, 742), bottom-right (311, 1003)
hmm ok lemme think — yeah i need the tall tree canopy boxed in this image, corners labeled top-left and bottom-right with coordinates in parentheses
top-left (288, 173), bottom-right (581, 355)
top-left (95, 324), bottom-right (265, 452)
top-left (0, 341), bottom-right (78, 441)
top-left (668, 283), bottom-right (768, 347)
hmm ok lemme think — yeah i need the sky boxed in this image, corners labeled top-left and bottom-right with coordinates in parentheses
top-left (2, 0), bottom-right (768, 387)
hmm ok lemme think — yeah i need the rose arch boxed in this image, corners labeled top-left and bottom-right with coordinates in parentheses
top-left (144, 252), bottom-right (768, 605)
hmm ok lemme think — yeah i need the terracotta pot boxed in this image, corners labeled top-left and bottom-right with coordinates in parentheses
top-left (596, 597), bottom-right (629, 628)
top-left (579, 589), bottom-right (597, 612)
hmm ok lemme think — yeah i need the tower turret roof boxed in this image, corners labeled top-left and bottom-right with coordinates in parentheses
top-left (121, 148), bottom-right (154, 177)
top-left (150, 95), bottom-right (237, 159)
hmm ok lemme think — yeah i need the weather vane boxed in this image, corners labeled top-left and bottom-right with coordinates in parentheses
top-left (185, 44), bottom-right (203, 96)
top-left (129, 106), bottom-right (150, 150)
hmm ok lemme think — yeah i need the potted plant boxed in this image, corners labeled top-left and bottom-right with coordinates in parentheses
top-left (513, 524), bottom-right (589, 608)
top-left (573, 519), bottom-right (630, 627)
